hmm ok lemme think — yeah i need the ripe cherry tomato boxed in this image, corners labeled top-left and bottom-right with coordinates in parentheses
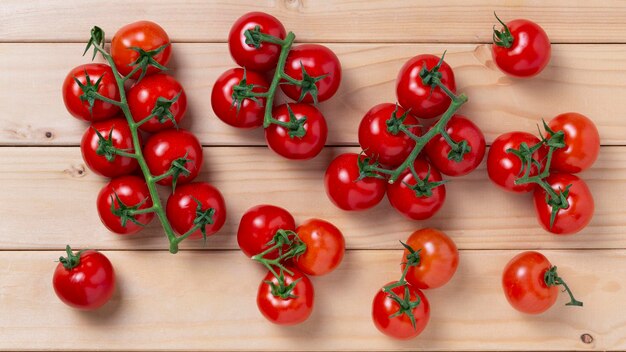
top-left (425, 115), bottom-right (486, 176)
top-left (548, 112), bottom-right (600, 174)
top-left (492, 17), bottom-right (551, 78)
top-left (127, 73), bottom-right (187, 132)
top-left (265, 103), bottom-right (328, 160)
top-left (487, 132), bottom-right (547, 193)
top-left (396, 54), bottom-right (456, 119)
top-left (533, 173), bottom-right (594, 235)
top-left (324, 153), bottom-right (387, 211)
top-left (237, 204), bottom-right (296, 258)
top-left (80, 117), bottom-right (139, 178)
top-left (228, 12), bottom-right (286, 71)
top-left (111, 21), bottom-right (171, 79)
top-left (402, 228), bottom-right (459, 289)
top-left (166, 182), bottom-right (226, 240)
top-left (358, 103), bottom-right (420, 167)
top-left (62, 64), bottom-right (120, 122)
top-left (212, 68), bottom-right (269, 128)
top-left (96, 175), bottom-right (155, 234)
top-left (52, 246), bottom-right (115, 310)
top-left (294, 219), bottom-right (345, 276)
top-left (143, 129), bottom-right (203, 187)
top-left (257, 268), bottom-right (314, 325)
top-left (372, 283), bottom-right (430, 339)
top-left (281, 44), bottom-right (342, 103)
top-left (387, 159), bottom-right (446, 220)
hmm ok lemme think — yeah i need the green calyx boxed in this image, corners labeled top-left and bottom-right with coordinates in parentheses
top-left (93, 127), bottom-right (117, 162)
top-left (74, 69), bottom-right (105, 116)
top-left (58, 245), bottom-right (83, 270)
top-left (290, 65), bottom-right (326, 104)
top-left (405, 166), bottom-right (446, 197)
top-left (110, 192), bottom-right (149, 228)
top-left (231, 69), bottom-right (264, 114)
top-left (267, 271), bottom-right (301, 300)
top-left (128, 43), bottom-right (170, 82)
top-left (284, 104), bottom-right (307, 138)
top-left (544, 265), bottom-right (583, 307)
top-left (244, 25), bottom-right (264, 49)
top-left (493, 12), bottom-right (514, 48)
top-left (168, 153), bottom-right (192, 192)
top-left (400, 241), bottom-right (422, 268)
top-left (191, 196), bottom-right (215, 241)
top-left (83, 26), bottom-right (105, 60)
top-left (447, 139), bottom-right (472, 162)
top-left (419, 51), bottom-right (446, 90)
top-left (386, 104), bottom-right (412, 135)
top-left (356, 151), bottom-right (387, 181)
top-left (387, 285), bottom-right (422, 329)
top-left (150, 91), bottom-right (182, 127)
top-left (546, 185), bottom-right (572, 228)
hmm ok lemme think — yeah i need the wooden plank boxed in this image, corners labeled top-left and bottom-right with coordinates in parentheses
top-left (2, 1), bottom-right (626, 43)
top-left (0, 146), bottom-right (623, 251)
top-left (1, 43), bottom-right (624, 146)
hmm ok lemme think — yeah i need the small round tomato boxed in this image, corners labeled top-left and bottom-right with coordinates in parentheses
top-left (387, 159), bottom-right (446, 220)
top-left (402, 228), bottom-right (459, 289)
top-left (372, 283), bottom-right (430, 340)
top-left (294, 219), bottom-right (345, 276)
top-left (212, 68), bottom-right (269, 128)
top-left (257, 268), bottom-right (314, 325)
top-left (396, 54), bottom-right (456, 119)
top-left (228, 12), bottom-right (286, 71)
top-left (53, 246), bottom-right (115, 310)
top-left (62, 63), bottom-right (120, 122)
top-left (166, 182), bottom-right (226, 240)
top-left (127, 73), bottom-right (187, 132)
top-left (97, 175), bottom-right (155, 234)
top-left (487, 131), bottom-right (547, 193)
top-left (143, 129), bottom-right (203, 187)
top-left (324, 153), bottom-right (387, 211)
top-left (265, 103), bottom-right (327, 160)
top-left (548, 112), bottom-right (600, 174)
top-left (281, 44), bottom-right (342, 103)
top-left (81, 117), bottom-right (139, 178)
top-left (358, 103), bottom-right (420, 167)
top-left (425, 115), bottom-right (486, 176)
top-left (237, 204), bottom-right (296, 258)
top-left (533, 173), bottom-right (594, 235)
top-left (111, 21), bottom-right (171, 79)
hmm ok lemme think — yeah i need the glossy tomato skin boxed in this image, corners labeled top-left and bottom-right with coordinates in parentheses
top-left (487, 132), bottom-right (547, 193)
top-left (257, 268), bottom-right (314, 325)
top-left (53, 250), bottom-right (115, 310)
top-left (425, 115), bottom-right (486, 176)
top-left (294, 219), bottom-right (345, 276)
top-left (372, 283), bottom-right (430, 339)
top-left (228, 12), bottom-right (286, 71)
top-left (62, 64), bottom-right (120, 122)
top-left (396, 54), bottom-right (456, 119)
top-left (166, 182), bottom-right (226, 239)
top-left (533, 173), bottom-right (594, 235)
top-left (111, 21), bottom-right (171, 78)
top-left (143, 129), bottom-right (203, 187)
top-left (548, 113), bottom-right (600, 173)
top-left (281, 44), bottom-right (342, 103)
top-left (81, 117), bottom-right (140, 177)
top-left (324, 153), bottom-right (387, 211)
top-left (237, 204), bottom-right (296, 258)
top-left (403, 228), bottom-right (459, 289)
top-left (387, 159), bottom-right (446, 220)
top-left (265, 103), bottom-right (328, 160)
top-left (492, 19), bottom-right (551, 78)
top-left (358, 103), bottom-right (420, 167)
top-left (212, 68), bottom-right (269, 128)
top-left (96, 176), bottom-right (155, 234)
top-left (127, 73), bottom-right (187, 132)
top-left (502, 251), bottom-right (557, 314)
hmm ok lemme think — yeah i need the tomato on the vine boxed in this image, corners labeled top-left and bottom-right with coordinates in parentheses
top-left (387, 159), bottom-right (446, 220)
top-left (265, 103), bottom-right (328, 160)
top-left (237, 204), bottom-right (296, 258)
top-left (97, 176), bottom-right (155, 235)
top-left (80, 117), bottom-right (140, 177)
top-left (257, 268), bottom-right (314, 325)
top-left (228, 12), bottom-right (286, 71)
top-left (294, 219), bottom-right (345, 276)
top-left (127, 73), bottom-right (187, 132)
top-left (211, 68), bottom-right (269, 128)
top-left (548, 112), bottom-right (600, 174)
top-left (62, 63), bottom-right (120, 122)
top-left (372, 283), bottom-right (430, 339)
top-left (166, 182), bottom-right (226, 240)
top-left (281, 44), bottom-right (342, 103)
top-left (402, 228), bottom-right (459, 289)
top-left (143, 129), bottom-right (203, 187)
top-left (111, 21), bottom-right (171, 79)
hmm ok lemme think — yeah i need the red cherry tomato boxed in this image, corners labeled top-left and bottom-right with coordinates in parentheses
top-left (324, 153), bottom-right (387, 211)
top-left (52, 247), bottom-right (115, 310)
top-left (96, 176), bottom-right (155, 234)
top-left (425, 115), bottom-right (486, 176)
top-left (402, 228), bottom-right (459, 289)
top-left (396, 54), bottom-right (456, 119)
top-left (237, 204), bottom-right (296, 258)
top-left (533, 173), bottom-right (594, 235)
top-left (228, 12), bottom-right (286, 71)
top-left (372, 283), bottom-right (430, 339)
top-left (211, 68), bottom-right (269, 128)
top-left (111, 21), bottom-right (171, 79)
top-left (166, 182), bottom-right (226, 240)
top-left (502, 251), bottom-right (558, 314)
top-left (492, 17), bottom-right (551, 78)
top-left (358, 103), bottom-right (420, 167)
top-left (257, 268), bottom-right (314, 325)
top-left (281, 44), bottom-right (342, 103)
top-left (265, 103), bottom-right (327, 160)
top-left (62, 64), bottom-right (120, 122)
top-left (127, 73), bottom-right (187, 132)
top-left (143, 129), bottom-right (203, 187)
top-left (294, 219), bottom-right (345, 276)
top-left (387, 159), bottom-right (446, 220)
top-left (548, 112), bottom-right (600, 173)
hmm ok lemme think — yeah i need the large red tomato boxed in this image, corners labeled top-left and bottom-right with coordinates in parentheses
top-left (127, 73), bottom-right (187, 132)
top-left (62, 63), bottom-right (120, 122)
top-left (143, 129), bottom-right (203, 187)
top-left (166, 182), bottom-right (226, 239)
top-left (402, 228), bottom-right (459, 289)
top-left (387, 159), bottom-right (446, 220)
top-left (96, 176), bottom-right (155, 235)
top-left (265, 103), bottom-right (328, 160)
top-left (80, 117), bottom-right (139, 178)
top-left (372, 283), bottom-right (430, 339)
top-left (294, 219), bottom-right (345, 276)
top-left (211, 68), bottom-right (269, 129)
top-left (237, 204), bottom-right (296, 259)
top-left (228, 12), bottom-right (286, 71)
top-left (111, 21), bottom-right (171, 78)
top-left (257, 268), bottom-right (314, 325)
top-left (492, 17), bottom-right (551, 78)
top-left (281, 44), bottom-right (342, 103)
top-left (548, 112), bottom-right (600, 174)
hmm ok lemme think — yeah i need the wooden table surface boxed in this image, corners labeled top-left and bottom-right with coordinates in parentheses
top-left (1, 1), bottom-right (625, 351)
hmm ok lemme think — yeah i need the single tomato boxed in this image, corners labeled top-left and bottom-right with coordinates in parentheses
top-left (143, 129), bottom-right (203, 187)
top-left (166, 182), bottom-right (226, 239)
top-left (127, 73), bottom-right (187, 132)
top-left (402, 228), bottom-right (459, 289)
top-left (96, 175), bottom-right (155, 234)
top-left (237, 204), bottom-right (296, 258)
top-left (228, 12), bottom-right (286, 71)
top-left (257, 268), bottom-right (314, 325)
top-left (281, 44), bottom-right (342, 103)
top-left (80, 117), bottom-right (140, 177)
top-left (294, 219), bottom-right (345, 276)
top-left (62, 63), bottom-right (120, 122)
top-left (372, 283), bottom-right (430, 339)
top-left (211, 68), bottom-right (269, 128)
top-left (265, 103), bottom-right (327, 160)
top-left (111, 21), bottom-right (171, 78)
top-left (387, 159), bottom-right (446, 220)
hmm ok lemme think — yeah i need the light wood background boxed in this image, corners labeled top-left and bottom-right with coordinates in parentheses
top-left (0, 1), bottom-right (624, 351)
